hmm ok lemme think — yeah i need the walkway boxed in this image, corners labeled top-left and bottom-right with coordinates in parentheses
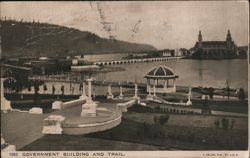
top-left (1, 101), bottom-right (121, 150)
top-left (1, 111), bottom-right (49, 150)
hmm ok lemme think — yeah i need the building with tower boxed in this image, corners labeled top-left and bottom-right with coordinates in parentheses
top-left (191, 30), bottom-right (239, 59)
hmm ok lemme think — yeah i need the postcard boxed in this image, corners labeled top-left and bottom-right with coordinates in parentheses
top-left (1, 1), bottom-right (249, 158)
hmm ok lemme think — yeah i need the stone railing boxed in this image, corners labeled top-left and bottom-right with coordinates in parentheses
top-left (52, 99), bottom-right (86, 110)
top-left (62, 112), bottom-right (122, 135)
top-left (117, 100), bottom-right (136, 112)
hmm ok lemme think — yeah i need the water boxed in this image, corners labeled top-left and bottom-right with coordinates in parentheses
top-left (22, 55), bottom-right (248, 94)
top-left (93, 56), bottom-right (248, 90)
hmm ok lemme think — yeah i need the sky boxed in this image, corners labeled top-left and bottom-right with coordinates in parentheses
top-left (1, 1), bottom-right (249, 49)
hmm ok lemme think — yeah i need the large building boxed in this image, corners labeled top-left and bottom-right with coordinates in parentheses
top-left (191, 30), bottom-right (238, 59)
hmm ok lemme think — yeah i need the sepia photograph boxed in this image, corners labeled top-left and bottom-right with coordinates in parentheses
top-left (0, 1), bottom-right (249, 158)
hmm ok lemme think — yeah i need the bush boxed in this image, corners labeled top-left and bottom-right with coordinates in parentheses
top-left (221, 118), bottom-right (229, 130)
top-left (154, 115), bottom-right (170, 125)
top-left (208, 87), bottom-right (215, 99)
top-left (238, 88), bottom-right (245, 100)
top-left (136, 122), bottom-right (166, 139)
top-left (214, 120), bottom-right (220, 128)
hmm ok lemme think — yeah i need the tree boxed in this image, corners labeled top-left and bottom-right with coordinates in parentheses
top-left (238, 88), bottom-right (245, 100)
top-left (43, 84), bottom-right (47, 94)
top-left (27, 81), bottom-right (32, 92)
top-left (34, 81), bottom-right (40, 106)
top-left (34, 82), bottom-right (39, 93)
top-left (214, 120), bottom-right (220, 128)
top-left (52, 84), bottom-right (56, 94)
top-left (208, 87), bottom-right (215, 99)
top-left (202, 97), bottom-right (211, 114)
top-left (61, 85), bottom-right (64, 95)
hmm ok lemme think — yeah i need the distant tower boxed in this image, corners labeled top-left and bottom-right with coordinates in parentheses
top-left (226, 30), bottom-right (232, 49)
top-left (198, 31), bottom-right (203, 49)
top-left (226, 30), bottom-right (232, 41)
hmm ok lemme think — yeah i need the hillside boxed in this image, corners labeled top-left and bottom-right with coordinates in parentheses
top-left (1, 20), bottom-right (157, 58)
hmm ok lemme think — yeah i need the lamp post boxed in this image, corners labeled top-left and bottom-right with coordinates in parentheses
top-left (81, 78), bottom-right (97, 117)
top-left (79, 82), bottom-right (87, 100)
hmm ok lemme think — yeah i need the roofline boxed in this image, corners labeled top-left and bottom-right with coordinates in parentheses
top-left (148, 65), bottom-right (175, 75)
top-left (144, 75), bottom-right (178, 79)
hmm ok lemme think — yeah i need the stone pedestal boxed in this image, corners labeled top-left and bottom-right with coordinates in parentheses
top-left (1, 133), bottom-right (5, 145)
top-left (52, 101), bottom-right (63, 110)
top-left (146, 87), bottom-right (154, 101)
top-left (1, 78), bottom-right (12, 113)
top-left (133, 84), bottom-right (139, 99)
top-left (186, 86), bottom-right (192, 106)
top-left (186, 100), bottom-right (192, 106)
top-left (42, 115), bottom-right (65, 134)
top-left (81, 99), bottom-right (97, 117)
top-left (79, 83), bottom-right (87, 100)
top-left (29, 107), bottom-right (43, 114)
top-left (118, 86), bottom-right (124, 99)
top-left (1, 133), bottom-right (16, 152)
top-left (133, 84), bottom-right (140, 104)
top-left (81, 78), bottom-right (97, 117)
top-left (107, 84), bottom-right (114, 99)
top-left (202, 95), bottom-right (210, 100)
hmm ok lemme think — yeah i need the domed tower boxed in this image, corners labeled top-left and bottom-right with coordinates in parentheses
top-left (198, 31), bottom-right (203, 49)
top-left (144, 66), bottom-right (179, 94)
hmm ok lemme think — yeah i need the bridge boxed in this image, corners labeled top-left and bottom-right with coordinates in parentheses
top-left (94, 56), bottom-right (184, 66)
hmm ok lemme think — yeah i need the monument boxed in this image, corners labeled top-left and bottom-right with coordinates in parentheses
top-left (133, 84), bottom-right (140, 103)
top-left (186, 86), bottom-right (192, 106)
top-left (107, 84), bottom-right (114, 99)
top-left (119, 85), bottom-right (124, 99)
top-left (81, 78), bottom-right (97, 117)
top-left (1, 78), bottom-right (12, 113)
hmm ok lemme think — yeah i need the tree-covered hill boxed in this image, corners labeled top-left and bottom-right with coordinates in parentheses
top-left (1, 19), bottom-right (157, 58)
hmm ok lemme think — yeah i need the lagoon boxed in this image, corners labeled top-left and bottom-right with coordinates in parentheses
top-left (94, 58), bottom-right (248, 90)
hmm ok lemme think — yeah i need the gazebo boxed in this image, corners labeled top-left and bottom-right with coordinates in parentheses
top-left (144, 66), bottom-right (178, 94)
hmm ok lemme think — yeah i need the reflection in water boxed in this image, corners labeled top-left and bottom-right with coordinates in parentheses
top-left (197, 60), bottom-right (203, 84)
top-left (94, 58), bottom-right (247, 90)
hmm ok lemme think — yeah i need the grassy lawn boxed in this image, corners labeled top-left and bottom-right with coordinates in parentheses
top-left (191, 100), bottom-right (248, 113)
top-left (145, 99), bottom-right (248, 114)
top-left (85, 117), bottom-right (248, 150)
top-left (21, 133), bottom-right (162, 151)
top-left (21, 117), bottom-right (248, 151)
